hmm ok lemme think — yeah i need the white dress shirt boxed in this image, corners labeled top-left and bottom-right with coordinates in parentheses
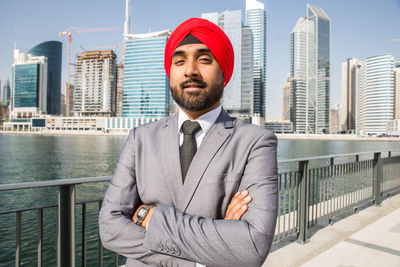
top-left (177, 105), bottom-right (222, 267)
top-left (178, 105), bottom-right (222, 148)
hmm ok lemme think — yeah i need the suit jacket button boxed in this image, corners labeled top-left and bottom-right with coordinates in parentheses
top-left (174, 248), bottom-right (181, 256)
top-left (167, 247), bottom-right (175, 254)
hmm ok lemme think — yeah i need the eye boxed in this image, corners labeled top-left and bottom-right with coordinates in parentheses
top-left (199, 56), bottom-right (212, 63)
top-left (173, 58), bottom-right (185, 65)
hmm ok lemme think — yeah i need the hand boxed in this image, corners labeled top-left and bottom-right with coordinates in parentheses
top-left (132, 204), bottom-right (156, 228)
top-left (224, 190), bottom-right (252, 220)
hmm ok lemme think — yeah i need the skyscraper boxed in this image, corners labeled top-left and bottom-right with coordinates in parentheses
top-left (282, 75), bottom-right (290, 121)
top-left (394, 62), bottom-right (400, 119)
top-left (116, 63), bottom-right (124, 117)
top-left (28, 41), bottom-right (62, 115)
top-left (341, 58), bottom-right (362, 133)
top-left (355, 61), bottom-right (366, 134)
top-left (202, 10), bottom-right (254, 116)
top-left (363, 54), bottom-right (394, 134)
top-left (290, 4), bottom-right (331, 134)
top-left (72, 50), bottom-right (117, 116)
top-left (12, 48), bottom-right (48, 118)
top-left (246, 0), bottom-right (266, 119)
top-left (123, 31), bottom-right (171, 118)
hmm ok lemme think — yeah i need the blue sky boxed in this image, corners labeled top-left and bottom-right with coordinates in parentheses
top-left (0, 0), bottom-right (399, 120)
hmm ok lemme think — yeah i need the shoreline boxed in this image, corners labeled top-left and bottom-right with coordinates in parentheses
top-left (276, 134), bottom-right (400, 142)
top-left (1, 130), bottom-right (400, 141)
top-left (0, 130), bottom-right (129, 136)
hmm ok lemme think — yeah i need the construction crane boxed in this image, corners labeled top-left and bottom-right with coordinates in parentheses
top-left (59, 27), bottom-right (120, 116)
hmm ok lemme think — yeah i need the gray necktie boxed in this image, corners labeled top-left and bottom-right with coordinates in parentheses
top-left (180, 120), bottom-right (201, 183)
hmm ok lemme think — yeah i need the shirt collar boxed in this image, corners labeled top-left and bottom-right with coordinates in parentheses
top-left (178, 105), bottom-right (222, 137)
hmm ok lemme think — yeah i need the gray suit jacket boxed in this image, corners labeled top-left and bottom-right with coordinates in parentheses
top-left (99, 110), bottom-right (278, 267)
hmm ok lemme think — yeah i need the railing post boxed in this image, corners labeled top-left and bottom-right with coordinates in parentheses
top-left (373, 152), bottom-right (382, 206)
top-left (99, 201), bottom-right (103, 267)
top-left (38, 208), bottom-right (43, 267)
top-left (57, 185), bottom-right (75, 267)
top-left (297, 160), bottom-right (309, 244)
top-left (82, 203), bottom-right (87, 267)
top-left (16, 211), bottom-right (21, 267)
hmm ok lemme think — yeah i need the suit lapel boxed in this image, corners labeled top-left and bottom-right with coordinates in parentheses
top-left (177, 110), bottom-right (234, 212)
top-left (159, 114), bottom-right (182, 206)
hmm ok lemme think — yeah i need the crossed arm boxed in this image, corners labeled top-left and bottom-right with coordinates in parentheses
top-left (133, 190), bottom-right (252, 228)
top-left (99, 129), bottom-right (278, 266)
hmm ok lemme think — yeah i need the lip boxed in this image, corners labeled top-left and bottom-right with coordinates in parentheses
top-left (183, 83), bottom-right (204, 91)
top-left (183, 86), bottom-right (203, 92)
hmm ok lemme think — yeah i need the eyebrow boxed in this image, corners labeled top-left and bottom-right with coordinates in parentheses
top-left (197, 48), bottom-right (212, 54)
top-left (171, 48), bottom-right (213, 58)
top-left (172, 50), bottom-right (185, 58)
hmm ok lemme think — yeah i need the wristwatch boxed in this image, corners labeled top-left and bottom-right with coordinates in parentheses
top-left (135, 205), bottom-right (155, 226)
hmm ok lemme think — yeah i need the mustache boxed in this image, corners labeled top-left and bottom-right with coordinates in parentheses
top-left (180, 78), bottom-right (207, 89)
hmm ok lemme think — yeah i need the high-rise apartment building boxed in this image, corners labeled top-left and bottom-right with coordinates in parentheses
top-left (4, 78), bottom-right (11, 107)
top-left (341, 58), bottom-right (362, 133)
top-left (28, 41), bottom-right (62, 115)
top-left (282, 75), bottom-right (290, 121)
top-left (202, 10), bottom-right (254, 116)
top-left (363, 54), bottom-right (395, 134)
top-left (290, 4), bottom-right (331, 134)
top-left (355, 61), bottom-right (366, 134)
top-left (116, 63), bottom-right (124, 117)
top-left (1, 79), bottom-right (5, 106)
top-left (394, 62), bottom-right (400, 119)
top-left (11, 48), bottom-right (48, 118)
top-left (72, 50), bottom-right (117, 117)
top-left (123, 31), bottom-right (171, 118)
top-left (246, 0), bottom-right (266, 118)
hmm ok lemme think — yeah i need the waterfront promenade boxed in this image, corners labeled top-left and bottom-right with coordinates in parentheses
top-left (1, 147), bottom-right (399, 266)
top-left (264, 192), bottom-right (400, 267)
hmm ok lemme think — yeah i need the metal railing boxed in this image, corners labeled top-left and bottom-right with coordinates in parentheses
top-left (1, 151), bottom-right (400, 266)
top-left (274, 150), bottom-right (400, 243)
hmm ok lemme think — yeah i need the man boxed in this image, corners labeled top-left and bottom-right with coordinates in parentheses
top-left (99, 18), bottom-right (278, 267)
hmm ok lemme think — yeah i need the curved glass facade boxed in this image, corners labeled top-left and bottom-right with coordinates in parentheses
top-left (364, 55), bottom-right (394, 134)
top-left (28, 41), bottom-right (62, 115)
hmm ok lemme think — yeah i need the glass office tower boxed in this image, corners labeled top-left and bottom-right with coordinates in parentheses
top-left (246, 0), bottom-right (266, 119)
top-left (202, 10), bottom-right (254, 116)
top-left (123, 30), bottom-right (170, 118)
top-left (12, 48), bottom-right (48, 118)
top-left (28, 41), bottom-right (62, 115)
top-left (290, 4), bottom-right (331, 134)
top-left (13, 64), bottom-right (40, 108)
top-left (363, 54), bottom-right (395, 134)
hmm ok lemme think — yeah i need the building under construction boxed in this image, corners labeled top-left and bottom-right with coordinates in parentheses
top-left (72, 50), bottom-right (117, 117)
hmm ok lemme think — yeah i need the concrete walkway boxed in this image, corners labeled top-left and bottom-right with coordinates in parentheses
top-left (263, 193), bottom-right (400, 267)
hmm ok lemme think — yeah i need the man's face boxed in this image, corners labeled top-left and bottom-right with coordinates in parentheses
top-left (169, 43), bottom-right (225, 112)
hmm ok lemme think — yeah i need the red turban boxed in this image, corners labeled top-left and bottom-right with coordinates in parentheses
top-left (164, 18), bottom-right (234, 86)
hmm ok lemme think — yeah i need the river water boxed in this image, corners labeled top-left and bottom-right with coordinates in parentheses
top-left (0, 134), bottom-right (399, 266)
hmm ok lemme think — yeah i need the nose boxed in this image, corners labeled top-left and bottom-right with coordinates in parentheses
top-left (184, 58), bottom-right (200, 78)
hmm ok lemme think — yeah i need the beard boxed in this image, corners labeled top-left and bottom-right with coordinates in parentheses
top-left (170, 77), bottom-right (224, 112)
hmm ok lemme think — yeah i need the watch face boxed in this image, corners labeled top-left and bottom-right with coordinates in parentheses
top-left (138, 208), bottom-right (147, 218)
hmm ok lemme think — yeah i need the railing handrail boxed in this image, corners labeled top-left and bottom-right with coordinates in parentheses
top-left (278, 149), bottom-right (400, 163)
top-left (0, 176), bottom-right (112, 191)
top-left (1, 149), bottom-right (400, 191)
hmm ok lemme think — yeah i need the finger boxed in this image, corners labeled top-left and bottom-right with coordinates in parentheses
top-left (225, 195), bottom-right (252, 219)
top-left (225, 191), bottom-right (246, 213)
top-left (232, 204), bottom-right (248, 220)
